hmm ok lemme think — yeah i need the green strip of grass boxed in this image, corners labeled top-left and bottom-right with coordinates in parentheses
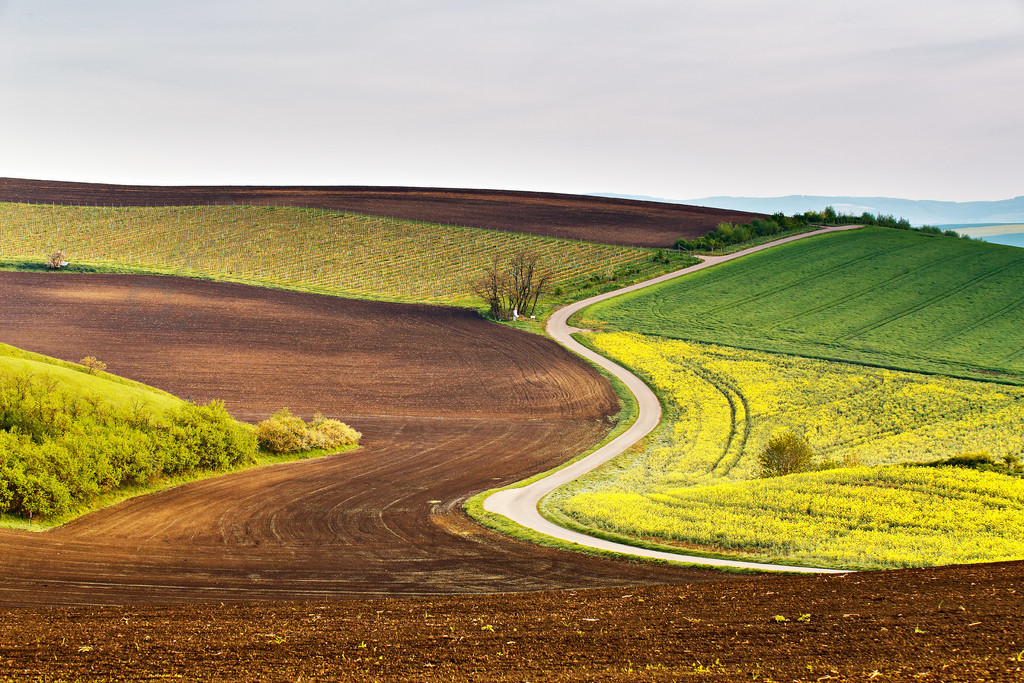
top-left (575, 227), bottom-right (1024, 384)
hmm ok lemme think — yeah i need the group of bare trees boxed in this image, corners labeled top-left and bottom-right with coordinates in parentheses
top-left (472, 249), bottom-right (553, 321)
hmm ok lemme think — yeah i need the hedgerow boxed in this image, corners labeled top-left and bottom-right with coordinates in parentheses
top-left (672, 207), bottom-right (966, 253)
top-left (0, 372), bottom-right (257, 519)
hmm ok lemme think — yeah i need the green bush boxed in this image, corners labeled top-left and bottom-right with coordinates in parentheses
top-left (757, 431), bottom-right (816, 478)
top-left (0, 371), bottom-right (258, 520)
top-left (255, 409), bottom-right (361, 454)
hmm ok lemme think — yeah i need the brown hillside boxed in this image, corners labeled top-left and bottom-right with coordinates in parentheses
top-left (0, 177), bottom-right (763, 247)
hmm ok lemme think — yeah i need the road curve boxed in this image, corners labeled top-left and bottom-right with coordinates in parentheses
top-left (484, 225), bottom-right (862, 574)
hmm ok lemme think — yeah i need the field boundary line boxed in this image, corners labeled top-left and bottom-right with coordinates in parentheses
top-left (483, 225), bottom-right (861, 573)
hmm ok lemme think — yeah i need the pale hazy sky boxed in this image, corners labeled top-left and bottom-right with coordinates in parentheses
top-left (2, 1), bottom-right (1022, 201)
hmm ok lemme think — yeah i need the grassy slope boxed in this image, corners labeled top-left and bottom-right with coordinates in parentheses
top-left (575, 227), bottom-right (1024, 383)
top-left (0, 202), bottom-right (693, 307)
top-left (0, 344), bottom-right (352, 530)
top-left (0, 343), bottom-right (181, 411)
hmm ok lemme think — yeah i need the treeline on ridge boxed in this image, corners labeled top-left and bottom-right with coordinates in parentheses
top-left (0, 371), bottom-right (257, 519)
top-left (674, 207), bottom-right (971, 252)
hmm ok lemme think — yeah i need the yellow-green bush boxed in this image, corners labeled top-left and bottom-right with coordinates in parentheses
top-left (255, 409), bottom-right (360, 454)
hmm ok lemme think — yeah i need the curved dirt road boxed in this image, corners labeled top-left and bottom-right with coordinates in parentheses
top-left (484, 226), bottom-right (861, 573)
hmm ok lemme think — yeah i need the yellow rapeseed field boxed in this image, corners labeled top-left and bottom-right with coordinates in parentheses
top-left (549, 332), bottom-right (1024, 569)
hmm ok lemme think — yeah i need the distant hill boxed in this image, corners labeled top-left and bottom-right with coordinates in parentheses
top-left (595, 193), bottom-right (1024, 227)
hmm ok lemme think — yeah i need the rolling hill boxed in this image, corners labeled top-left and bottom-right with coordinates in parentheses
top-left (575, 226), bottom-right (1024, 383)
top-left (0, 177), bottom-right (763, 248)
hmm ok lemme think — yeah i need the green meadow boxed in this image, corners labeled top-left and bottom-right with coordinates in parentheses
top-left (574, 226), bottom-right (1024, 383)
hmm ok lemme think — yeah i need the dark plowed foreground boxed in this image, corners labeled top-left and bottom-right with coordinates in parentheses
top-left (0, 177), bottom-right (763, 247)
top-left (3, 561), bottom-right (1022, 681)
top-left (0, 273), bottom-right (702, 606)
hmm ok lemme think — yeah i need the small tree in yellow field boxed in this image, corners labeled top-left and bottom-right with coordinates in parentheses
top-left (757, 431), bottom-right (815, 477)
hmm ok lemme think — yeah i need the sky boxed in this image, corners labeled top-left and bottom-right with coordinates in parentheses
top-left (1, 0), bottom-right (1022, 202)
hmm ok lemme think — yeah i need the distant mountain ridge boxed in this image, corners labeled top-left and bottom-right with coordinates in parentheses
top-left (593, 193), bottom-right (1024, 227)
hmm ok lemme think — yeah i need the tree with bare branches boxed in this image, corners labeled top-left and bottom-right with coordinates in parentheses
top-left (472, 249), bottom-right (553, 321)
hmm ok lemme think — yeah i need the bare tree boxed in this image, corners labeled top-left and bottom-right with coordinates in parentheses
top-left (473, 254), bottom-right (510, 320)
top-left (472, 249), bottom-right (552, 320)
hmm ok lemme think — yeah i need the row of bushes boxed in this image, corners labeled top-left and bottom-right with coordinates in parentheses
top-left (254, 408), bottom-right (361, 454)
top-left (674, 208), bottom-right (972, 253)
top-left (0, 375), bottom-right (257, 518)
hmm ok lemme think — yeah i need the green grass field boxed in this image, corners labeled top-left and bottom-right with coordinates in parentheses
top-left (0, 342), bottom-right (181, 415)
top-left (574, 227), bottom-right (1024, 383)
top-left (0, 202), bottom-right (686, 306)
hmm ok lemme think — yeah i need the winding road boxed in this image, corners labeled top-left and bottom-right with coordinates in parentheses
top-left (484, 226), bottom-right (862, 574)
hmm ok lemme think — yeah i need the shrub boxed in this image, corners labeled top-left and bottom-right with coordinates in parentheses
top-left (254, 408), bottom-right (310, 453)
top-left (79, 356), bottom-right (107, 374)
top-left (311, 415), bottom-right (361, 448)
top-left (171, 401), bottom-right (257, 470)
top-left (254, 409), bottom-right (361, 454)
top-left (45, 250), bottom-right (67, 270)
top-left (16, 472), bottom-right (72, 518)
top-left (757, 431), bottom-right (816, 478)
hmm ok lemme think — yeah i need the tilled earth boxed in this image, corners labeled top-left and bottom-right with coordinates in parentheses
top-left (1, 562), bottom-right (1021, 681)
top-left (0, 273), bottom-right (702, 604)
top-left (0, 274), bottom-right (1021, 680)
top-left (0, 177), bottom-right (763, 247)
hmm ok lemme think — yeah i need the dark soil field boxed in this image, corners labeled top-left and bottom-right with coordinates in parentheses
top-left (2, 561), bottom-right (1021, 681)
top-left (0, 273), bottom-right (702, 606)
top-left (0, 177), bottom-right (763, 247)
top-left (0, 221), bottom-right (1020, 679)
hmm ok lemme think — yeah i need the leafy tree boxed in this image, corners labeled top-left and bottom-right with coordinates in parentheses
top-left (757, 431), bottom-right (815, 478)
top-left (80, 356), bottom-right (107, 375)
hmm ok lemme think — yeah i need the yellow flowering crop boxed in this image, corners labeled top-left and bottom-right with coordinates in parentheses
top-left (548, 332), bottom-right (1024, 569)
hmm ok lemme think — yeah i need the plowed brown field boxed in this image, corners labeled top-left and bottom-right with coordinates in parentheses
top-left (0, 177), bottom-right (763, 247)
top-left (0, 272), bottom-right (704, 606)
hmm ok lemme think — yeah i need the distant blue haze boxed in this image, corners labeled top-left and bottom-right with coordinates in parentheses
top-left (594, 194), bottom-right (1024, 227)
